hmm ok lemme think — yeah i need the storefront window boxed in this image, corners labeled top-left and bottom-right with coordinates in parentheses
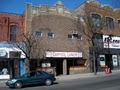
top-left (0, 61), bottom-right (9, 75)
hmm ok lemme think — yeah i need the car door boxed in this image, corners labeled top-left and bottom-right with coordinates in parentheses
top-left (35, 71), bottom-right (46, 84)
top-left (22, 71), bottom-right (37, 85)
top-left (28, 71), bottom-right (39, 85)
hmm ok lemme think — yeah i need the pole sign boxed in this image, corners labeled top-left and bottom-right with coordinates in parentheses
top-left (103, 35), bottom-right (120, 49)
top-left (112, 55), bottom-right (118, 67)
top-left (99, 55), bottom-right (106, 67)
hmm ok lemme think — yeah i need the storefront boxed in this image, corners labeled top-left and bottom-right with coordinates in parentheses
top-left (36, 51), bottom-right (87, 76)
top-left (96, 35), bottom-right (120, 71)
top-left (0, 43), bottom-right (25, 79)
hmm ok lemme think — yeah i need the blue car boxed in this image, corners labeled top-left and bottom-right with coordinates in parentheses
top-left (6, 70), bottom-right (56, 88)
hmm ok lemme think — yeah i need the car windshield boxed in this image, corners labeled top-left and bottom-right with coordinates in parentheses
top-left (20, 71), bottom-right (37, 78)
top-left (20, 73), bottom-right (29, 78)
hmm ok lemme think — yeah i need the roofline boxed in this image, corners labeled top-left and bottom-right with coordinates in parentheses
top-left (0, 11), bottom-right (23, 16)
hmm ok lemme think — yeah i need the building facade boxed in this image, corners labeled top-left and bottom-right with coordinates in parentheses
top-left (24, 1), bottom-right (120, 75)
top-left (24, 1), bottom-right (88, 76)
top-left (1, 1), bottom-right (120, 77)
top-left (75, 1), bottom-right (120, 72)
top-left (0, 12), bottom-right (25, 78)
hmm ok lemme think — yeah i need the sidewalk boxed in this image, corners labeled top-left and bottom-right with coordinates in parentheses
top-left (56, 70), bottom-right (120, 82)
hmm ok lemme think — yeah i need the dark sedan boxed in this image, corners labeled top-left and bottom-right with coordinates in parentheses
top-left (6, 70), bottom-right (56, 88)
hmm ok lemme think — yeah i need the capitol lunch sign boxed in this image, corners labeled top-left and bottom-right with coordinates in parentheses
top-left (103, 35), bottom-right (120, 49)
top-left (46, 51), bottom-right (82, 58)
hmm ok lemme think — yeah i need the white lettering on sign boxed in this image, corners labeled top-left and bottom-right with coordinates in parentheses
top-left (46, 51), bottom-right (82, 58)
top-left (103, 35), bottom-right (120, 49)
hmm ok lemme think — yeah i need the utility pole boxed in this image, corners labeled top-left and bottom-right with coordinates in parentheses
top-left (93, 46), bottom-right (97, 75)
top-left (107, 35), bottom-right (113, 73)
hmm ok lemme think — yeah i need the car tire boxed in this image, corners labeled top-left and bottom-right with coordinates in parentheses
top-left (45, 79), bottom-right (52, 86)
top-left (15, 81), bottom-right (22, 89)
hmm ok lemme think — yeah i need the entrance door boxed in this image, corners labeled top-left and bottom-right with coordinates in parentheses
top-left (9, 59), bottom-right (20, 78)
top-left (56, 59), bottom-right (63, 76)
top-left (105, 54), bottom-right (113, 69)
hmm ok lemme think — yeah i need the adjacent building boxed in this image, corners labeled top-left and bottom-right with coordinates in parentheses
top-left (0, 12), bottom-right (25, 78)
top-left (75, 1), bottom-right (120, 72)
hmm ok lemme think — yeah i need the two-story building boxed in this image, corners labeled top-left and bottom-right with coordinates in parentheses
top-left (24, 1), bottom-right (87, 76)
top-left (75, 1), bottom-right (120, 72)
top-left (0, 12), bottom-right (25, 78)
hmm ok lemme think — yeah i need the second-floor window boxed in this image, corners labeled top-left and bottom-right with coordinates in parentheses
top-left (68, 34), bottom-right (73, 40)
top-left (106, 17), bottom-right (114, 29)
top-left (48, 32), bottom-right (54, 38)
top-left (92, 14), bottom-right (101, 28)
top-left (10, 25), bottom-right (17, 41)
top-left (118, 20), bottom-right (120, 31)
top-left (77, 35), bottom-right (82, 40)
top-left (0, 25), bottom-right (2, 31)
top-left (35, 31), bottom-right (42, 37)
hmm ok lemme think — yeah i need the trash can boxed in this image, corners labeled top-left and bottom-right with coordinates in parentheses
top-left (104, 65), bottom-right (110, 74)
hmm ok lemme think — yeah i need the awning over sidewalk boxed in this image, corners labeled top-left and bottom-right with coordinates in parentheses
top-left (0, 47), bottom-right (25, 58)
top-left (0, 42), bottom-right (25, 58)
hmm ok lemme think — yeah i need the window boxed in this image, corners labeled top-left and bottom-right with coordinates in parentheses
top-left (118, 20), bottom-right (120, 30)
top-left (0, 25), bottom-right (2, 31)
top-left (35, 31), bottom-right (42, 37)
top-left (0, 61), bottom-right (9, 75)
top-left (10, 25), bottom-right (17, 41)
top-left (92, 14), bottom-right (101, 28)
top-left (106, 17), bottom-right (114, 29)
top-left (36, 71), bottom-right (42, 76)
top-left (48, 32), bottom-right (54, 38)
top-left (9, 51), bottom-right (21, 58)
top-left (68, 34), bottom-right (73, 40)
top-left (77, 35), bottom-right (82, 40)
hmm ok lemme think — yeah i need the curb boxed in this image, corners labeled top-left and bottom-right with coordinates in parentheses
top-left (56, 70), bottom-right (120, 82)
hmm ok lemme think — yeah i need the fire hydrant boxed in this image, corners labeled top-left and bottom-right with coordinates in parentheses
top-left (104, 65), bottom-right (110, 74)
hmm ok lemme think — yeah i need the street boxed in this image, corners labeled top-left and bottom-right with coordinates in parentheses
top-left (0, 73), bottom-right (120, 90)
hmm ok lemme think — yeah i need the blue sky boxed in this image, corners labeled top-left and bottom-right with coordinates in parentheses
top-left (0, 0), bottom-right (115, 14)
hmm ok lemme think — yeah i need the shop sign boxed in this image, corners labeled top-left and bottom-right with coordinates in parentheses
top-left (103, 35), bottom-right (120, 49)
top-left (99, 55), bottom-right (105, 67)
top-left (112, 55), bottom-right (118, 67)
top-left (46, 51), bottom-right (82, 58)
top-left (0, 50), bottom-right (7, 57)
top-left (42, 63), bottom-right (51, 67)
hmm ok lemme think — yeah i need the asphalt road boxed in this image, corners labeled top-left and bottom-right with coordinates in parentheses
top-left (1, 73), bottom-right (120, 90)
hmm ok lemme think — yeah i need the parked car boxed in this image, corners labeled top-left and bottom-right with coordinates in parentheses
top-left (6, 70), bottom-right (56, 88)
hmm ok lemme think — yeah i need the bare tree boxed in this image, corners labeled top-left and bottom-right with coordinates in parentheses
top-left (76, 5), bottom-right (106, 74)
top-left (12, 32), bottom-right (43, 72)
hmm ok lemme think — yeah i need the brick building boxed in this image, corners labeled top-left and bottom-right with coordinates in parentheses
top-left (0, 12), bottom-right (25, 78)
top-left (75, 1), bottom-right (120, 72)
top-left (24, 1), bottom-right (87, 75)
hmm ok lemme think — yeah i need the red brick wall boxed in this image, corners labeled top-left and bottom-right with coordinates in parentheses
top-left (0, 12), bottom-right (25, 42)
